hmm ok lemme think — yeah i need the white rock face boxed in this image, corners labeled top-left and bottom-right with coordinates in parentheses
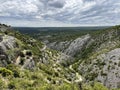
top-left (64, 34), bottom-right (91, 57)
top-left (0, 35), bottom-right (16, 52)
top-left (79, 48), bottom-right (120, 88)
top-left (46, 34), bottom-right (91, 65)
top-left (107, 48), bottom-right (120, 58)
top-left (0, 25), bottom-right (10, 32)
top-left (0, 35), bottom-right (17, 66)
top-left (97, 48), bottom-right (120, 88)
top-left (47, 34), bottom-right (91, 57)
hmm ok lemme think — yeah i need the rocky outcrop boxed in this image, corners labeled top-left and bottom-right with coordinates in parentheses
top-left (22, 57), bottom-right (35, 70)
top-left (74, 26), bottom-right (120, 89)
top-left (47, 34), bottom-right (91, 57)
top-left (96, 48), bottom-right (120, 88)
top-left (0, 35), bottom-right (17, 66)
top-left (47, 41), bottom-right (71, 52)
top-left (78, 48), bottom-right (120, 88)
top-left (64, 34), bottom-right (91, 57)
top-left (0, 35), bottom-right (17, 52)
top-left (0, 24), bottom-right (11, 32)
top-left (58, 53), bottom-right (74, 66)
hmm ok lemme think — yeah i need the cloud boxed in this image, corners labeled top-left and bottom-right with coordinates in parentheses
top-left (0, 0), bottom-right (120, 26)
top-left (48, 0), bottom-right (65, 8)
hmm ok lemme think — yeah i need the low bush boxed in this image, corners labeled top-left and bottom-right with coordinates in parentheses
top-left (0, 67), bottom-right (13, 77)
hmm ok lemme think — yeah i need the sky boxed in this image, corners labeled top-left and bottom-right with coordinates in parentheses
top-left (0, 0), bottom-right (120, 27)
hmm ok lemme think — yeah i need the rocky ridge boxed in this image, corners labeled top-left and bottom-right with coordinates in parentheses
top-left (47, 34), bottom-right (92, 58)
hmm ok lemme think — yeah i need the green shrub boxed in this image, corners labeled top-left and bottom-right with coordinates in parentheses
top-left (82, 84), bottom-right (93, 90)
top-left (26, 51), bottom-right (32, 56)
top-left (19, 51), bottom-right (25, 57)
top-left (37, 85), bottom-right (54, 90)
top-left (0, 68), bottom-right (13, 77)
top-left (82, 82), bottom-right (108, 90)
top-left (8, 78), bottom-right (33, 89)
top-left (20, 58), bottom-right (25, 65)
top-left (7, 64), bottom-right (20, 77)
top-left (93, 82), bottom-right (108, 90)
top-left (58, 84), bottom-right (78, 90)
top-left (0, 78), bottom-right (6, 89)
top-left (8, 81), bottom-right (16, 89)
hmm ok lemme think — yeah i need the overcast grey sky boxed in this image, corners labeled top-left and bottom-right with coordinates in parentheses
top-left (0, 0), bottom-right (120, 27)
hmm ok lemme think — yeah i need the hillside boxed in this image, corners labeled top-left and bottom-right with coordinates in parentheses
top-left (0, 24), bottom-right (81, 90)
top-left (43, 25), bottom-right (120, 89)
top-left (74, 25), bottom-right (120, 88)
top-left (0, 23), bottom-right (120, 90)
top-left (18, 25), bottom-right (120, 89)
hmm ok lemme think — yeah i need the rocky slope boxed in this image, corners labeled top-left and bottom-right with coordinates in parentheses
top-left (1, 23), bottom-right (120, 89)
top-left (0, 24), bottom-right (84, 90)
top-left (42, 25), bottom-right (120, 89)
top-left (72, 25), bottom-right (120, 89)
top-left (46, 34), bottom-right (92, 58)
top-left (0, 24), bottom-right (68, 68)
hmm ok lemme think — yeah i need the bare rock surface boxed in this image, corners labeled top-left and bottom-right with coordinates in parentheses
top-left (78, 48), bottom-right (120, 88)
top-left (0, 35), bottom-right (16, 52)
top-left (47, 34), bottom-right (91, 57)
top-left (64, 34), bottom-right (91, 57)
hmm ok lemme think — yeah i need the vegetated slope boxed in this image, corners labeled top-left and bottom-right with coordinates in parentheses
top-left (72, 25), bottom-right (120, 89)
top-left (45, 25), bottom-right (120, 89)
top-left (0, 24), bottom-right (116, 90)
top-left (0, 24), bottom-right (81, 90)
top-left (15, 24), bottom-right (120, 89)
top-left (44, 25), bottom-right (120, 89)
